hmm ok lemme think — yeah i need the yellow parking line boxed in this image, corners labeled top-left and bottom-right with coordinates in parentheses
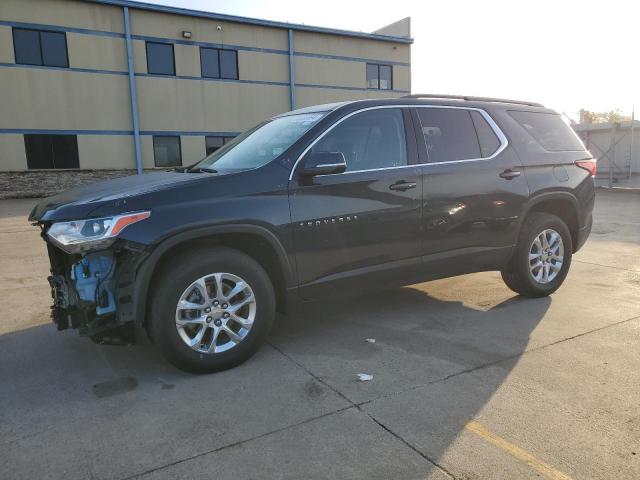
top-left (465, 420), bottom-right (573, 480)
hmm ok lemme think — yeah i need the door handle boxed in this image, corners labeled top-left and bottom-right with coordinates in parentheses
top-left (499, 169), bottom-right (521, 180)
top-left (389, 181), bottom-right (417, 191)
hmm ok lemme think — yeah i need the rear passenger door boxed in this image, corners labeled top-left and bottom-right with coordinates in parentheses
top-left (412, 106), bottom-right (530, 265)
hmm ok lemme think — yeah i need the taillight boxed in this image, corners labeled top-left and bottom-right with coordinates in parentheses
top-left (575, 159), bottom-right (597, 177)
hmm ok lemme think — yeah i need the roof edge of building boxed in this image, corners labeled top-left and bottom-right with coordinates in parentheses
top-left (84, 0), bottom-right (414, 44)
top-left (573, 119), bottom-right (640, 132)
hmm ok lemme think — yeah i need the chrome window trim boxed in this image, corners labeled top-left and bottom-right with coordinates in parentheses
top-left (315, 163), bottom-right (345, 168)
top-left (288, 104), bottom-right (509, 181)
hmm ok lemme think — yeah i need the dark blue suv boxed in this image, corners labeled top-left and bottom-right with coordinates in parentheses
top-left (30, 95), bottom-right (595, 373)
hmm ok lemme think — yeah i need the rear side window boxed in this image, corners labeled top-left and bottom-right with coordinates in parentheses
top-left (508, 111), bottom-right (584, 151)
top-left (416, 109), bottom-right (480, 162)
top-left (470, 111), bottom-right (501, 157)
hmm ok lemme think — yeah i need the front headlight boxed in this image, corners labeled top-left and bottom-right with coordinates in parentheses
top-left (47, 211), bottom-right (151, 253)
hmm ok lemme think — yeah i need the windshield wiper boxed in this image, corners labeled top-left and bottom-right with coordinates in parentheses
top-left (188, 167), bottom-right (218, 173)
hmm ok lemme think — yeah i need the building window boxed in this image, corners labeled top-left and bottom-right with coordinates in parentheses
top-left (13, 28), bottom-right (69, 68)
top-left (24, 134), bottom-right (79, 169)
top-left (153, 136), bottom-right (182, 167)
top-left (205, 136), bottom-right (236, 155)
top-left (366, 63), bottom-right (392, 90)
top-left (200, 48), bottom-right (238, 80)
top-left (146, 42), bottom-right (175, 76)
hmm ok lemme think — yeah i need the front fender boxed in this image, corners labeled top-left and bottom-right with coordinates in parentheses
top-left (132, 223), bottom-right (295, 326)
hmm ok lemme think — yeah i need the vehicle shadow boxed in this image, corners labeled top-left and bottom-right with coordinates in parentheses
top-left (0, 279), bottom-right (550, 479)
top-left (270, 281), bottom-right (551, 476)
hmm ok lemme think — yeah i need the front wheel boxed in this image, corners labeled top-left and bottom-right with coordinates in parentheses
top-left (501, 212), bottom-right (573, 297)
top-left (149, 247), bottom-right (275, 373)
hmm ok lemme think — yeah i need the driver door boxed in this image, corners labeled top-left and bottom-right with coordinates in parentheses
top-left (288, 108), bottom-right (422, 299)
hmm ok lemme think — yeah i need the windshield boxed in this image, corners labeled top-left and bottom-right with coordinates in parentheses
top-left (193, 112), bottom-right (325, 173)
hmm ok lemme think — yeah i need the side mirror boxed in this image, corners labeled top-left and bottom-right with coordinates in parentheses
top-left (300, 151), bottom-right (347, 177)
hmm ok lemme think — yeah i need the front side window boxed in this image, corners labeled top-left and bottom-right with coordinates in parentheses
top-left (416, 108), bottom-right (481, 162)
top-left (13, 28), bottom-right (68, 67)
top-left (193, 113), bottom-right (324, 173)
top-left (24, 134), bottom-right (79, 169)
top-left (146, 42), bottom-right (175, 76)
top-left (366, 63), bottom-right (392, 90)
top-left (312, 109), bottom-right (407, 172)
top-left (153, 136), bottom-right (181, 167)
top-left (508, 111), bottom-right (585, 151)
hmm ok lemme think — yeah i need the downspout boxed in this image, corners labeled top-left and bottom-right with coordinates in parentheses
top-left (288, 29), bottom-right (296, 110)
top-left (124, 7), bottom-right (143, 175)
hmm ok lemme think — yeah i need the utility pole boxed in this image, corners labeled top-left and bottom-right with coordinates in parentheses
top-left (630, 105), bottom-right (635, 180)
top-left (608, 122), bottom-right (618, 188)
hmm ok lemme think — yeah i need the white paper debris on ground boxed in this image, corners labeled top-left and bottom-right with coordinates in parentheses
top-left (365, 338), bottom-right (376, 343)
top-left (357, 373), bottom-right (373, 382)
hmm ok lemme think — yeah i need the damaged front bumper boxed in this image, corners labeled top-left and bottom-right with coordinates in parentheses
top-left (45, 238), bottom-right (149, 345)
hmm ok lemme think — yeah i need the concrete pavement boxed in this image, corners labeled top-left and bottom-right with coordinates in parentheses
top-left (1, 190), bottom-right (639, 479)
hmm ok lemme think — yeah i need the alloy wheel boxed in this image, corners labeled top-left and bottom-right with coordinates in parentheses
top-left (175, 272), bottom-right (256, 353)
top-left (528, 228), bottom-right (564, 284)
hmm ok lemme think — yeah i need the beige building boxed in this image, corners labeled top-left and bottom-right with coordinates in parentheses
top-left (0, 0), bottom-right (412, 181)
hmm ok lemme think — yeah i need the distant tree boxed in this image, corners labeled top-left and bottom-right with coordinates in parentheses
top-left (579, 108), bottom-right (626, 124)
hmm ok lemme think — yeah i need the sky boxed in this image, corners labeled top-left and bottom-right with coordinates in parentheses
top-left (138, 0), bottom-right (639, 121)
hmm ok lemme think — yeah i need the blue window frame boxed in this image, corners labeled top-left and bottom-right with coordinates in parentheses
top-left (200, 47), bottom-right (238, 80)
top-left (146, 42), bottom-right (175, 76)
top-left (13, 28), bottom-right (68, 67)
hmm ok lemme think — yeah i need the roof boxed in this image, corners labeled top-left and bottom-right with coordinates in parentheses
top-left (279, 97), bottom-right (554, 119)
top-left (276, 102), bottom-right (350, 117)
top-left (84, 0), bottom-right (414, 44)
top-left (572, 120), bottom-right (640, 132)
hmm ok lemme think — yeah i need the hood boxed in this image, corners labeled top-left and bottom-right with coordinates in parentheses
top-left (29, 171), bottom-right (211, 222)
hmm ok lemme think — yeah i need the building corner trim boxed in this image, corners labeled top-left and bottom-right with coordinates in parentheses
top-left (124, 7), bottom-right (143, 174)
top-left (288, 29), bottom-right (296, 111)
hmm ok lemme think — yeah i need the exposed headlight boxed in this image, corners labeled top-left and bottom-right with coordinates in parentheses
top-left (47, 211), bottom-right (151, 253)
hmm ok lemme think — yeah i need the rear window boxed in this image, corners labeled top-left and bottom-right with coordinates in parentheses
top-left (508, 111), bottom-right (584, 151)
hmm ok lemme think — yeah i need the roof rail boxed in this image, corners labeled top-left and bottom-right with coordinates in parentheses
top-left (402, 94), bottom-right (543, 107)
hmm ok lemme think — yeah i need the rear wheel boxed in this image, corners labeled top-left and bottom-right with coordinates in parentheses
top-left (501, 212), bottom-right (572, 297)
top-left (149, 247), bottom-right (275, 373)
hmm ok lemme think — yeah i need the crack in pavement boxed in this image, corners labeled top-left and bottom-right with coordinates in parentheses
top-left (267, 342), bottom-right (457, 479)
top-left (355, 313), bottom-right (640, 408)
top-left (121, 403), bottom-right (356, 480)
top-left (121, 313), bottom-right (640, 480)
top-left (573, 259), bottom-right (640, 273)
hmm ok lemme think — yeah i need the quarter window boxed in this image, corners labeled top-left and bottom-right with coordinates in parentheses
top-left (366, 63), bottom-right (392, 90)
top-left (146, 42), bottom-right (175, 76)
top-left (416, 109), bottom-right (481, 162)
top-left (13, 28), bottom-right (68, 67)
top-left (153, 136), bottom-right (181, 167)
top-left (205, 136), bottom-right (236, 155)
top-left (24, 134), bottom-right (79, 169)
top-left (200, 48), bottom-right (238, 80)
top-left (508, 111), bottom-right (584, 151)
top-left (470, 111), bottom-right (501, 157)
top-left (311, 109), bottom-right (407, 172)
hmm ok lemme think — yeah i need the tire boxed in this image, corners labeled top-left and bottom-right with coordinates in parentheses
top-left (149, 246), bottom-right (275, 373)
top-left (501, 212), bottom-right (572, 297)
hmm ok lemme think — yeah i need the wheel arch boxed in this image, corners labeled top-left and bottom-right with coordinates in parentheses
top-left (521, 192), bottom-right (580, 251)
top-left (133, 224), bottom-right (295, 327)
